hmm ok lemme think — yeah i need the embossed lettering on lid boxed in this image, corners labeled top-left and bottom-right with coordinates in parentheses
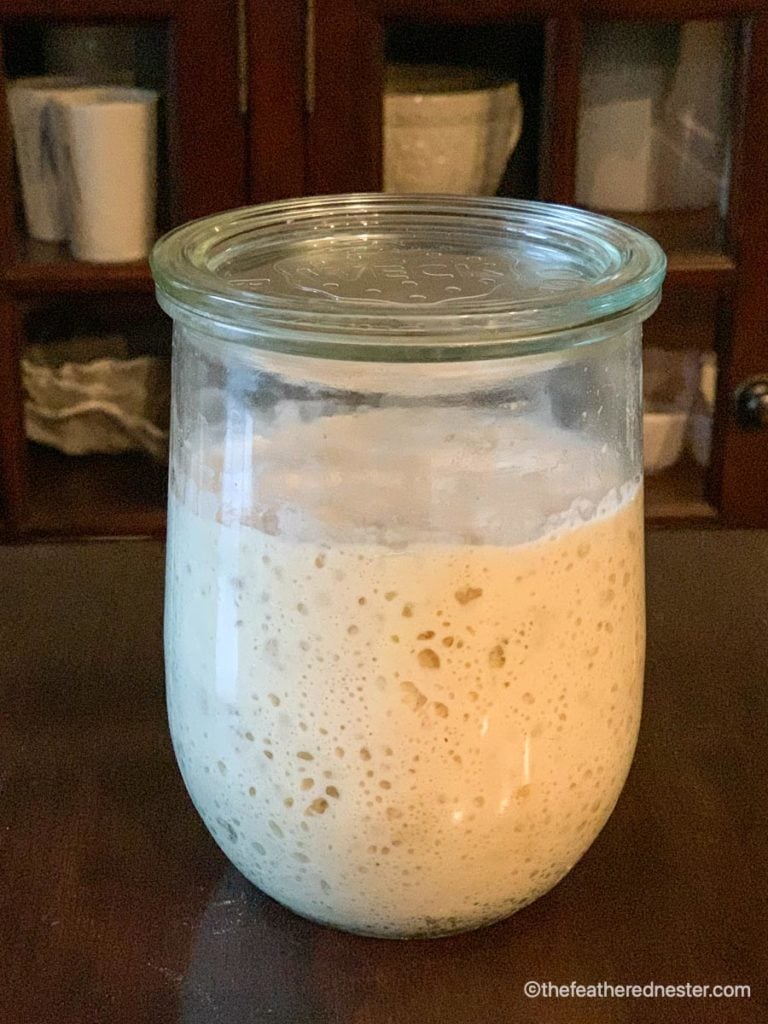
top-left (151, 195), bottom-right (665, 358)
top-left (252, 246), bottom-right (589, 306)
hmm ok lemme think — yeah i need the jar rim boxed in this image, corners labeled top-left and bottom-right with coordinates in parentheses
top-left (150, 194), bottom-right (666, 361)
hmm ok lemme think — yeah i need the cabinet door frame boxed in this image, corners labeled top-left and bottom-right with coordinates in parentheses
top-left (306, 0), bottom-right (383, 193)
top-left (168, 0), bottom-right (248, 219)
top-left (247, 0), bottom-right (307, 201)
top-left (713, 15), bottom-right (768, 526)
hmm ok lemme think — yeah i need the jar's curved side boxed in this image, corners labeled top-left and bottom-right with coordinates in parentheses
top-left (164, 469), bottom-right (645, 937)
top-left (163, 306), bottom-right (645, 936)
top-left (168, 317), bottom-right (643, 544)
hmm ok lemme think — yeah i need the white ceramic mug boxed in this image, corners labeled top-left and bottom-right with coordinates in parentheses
top-left (384, 65), bottom-right (523, 195)
top-left (52, 88), bottom-right (158, 262)
top-left (7, 76), bottom-right (85, 241)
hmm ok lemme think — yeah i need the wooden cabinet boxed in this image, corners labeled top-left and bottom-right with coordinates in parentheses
top-left (0, 0), bottom-right (246, 537)
top-left (1, 0), bottom-right (767, 538)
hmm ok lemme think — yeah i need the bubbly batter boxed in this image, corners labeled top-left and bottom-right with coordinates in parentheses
top-left (165, 408), bottom-right (644, 936)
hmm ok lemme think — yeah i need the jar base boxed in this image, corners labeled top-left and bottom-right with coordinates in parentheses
top-left (245, 872), bottom-right (538, 940)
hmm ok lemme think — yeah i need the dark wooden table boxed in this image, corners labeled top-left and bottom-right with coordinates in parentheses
top-left (1, 530), bottom-right (766, 1024)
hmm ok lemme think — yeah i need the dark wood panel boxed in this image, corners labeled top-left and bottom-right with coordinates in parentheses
top-left (715, 17), bottom-right (768, 526)
top-left (26, 445), bottom-right (167, 537)
top-left (247, 0), bottom-right (306, 201)
top-left (0, 36), bottom-right (16, 264)
top-left (725, 19), bottom-right (749, 256)
top-left (0, 297), bottom-right (26, 533)
top-left (166, 0), bottom-right (247, 221)
top-left (539, 17), bottom-right (581, 203)
top-left (309, 0), bottom-right (383, 193)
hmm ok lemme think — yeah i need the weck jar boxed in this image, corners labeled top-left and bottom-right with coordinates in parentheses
top-left (151, 195), bottom-right (666, 938)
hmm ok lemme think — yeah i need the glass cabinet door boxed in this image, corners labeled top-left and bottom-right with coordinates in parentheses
top-left (576, 20), bottom-right (738, 518)
top-left (305, 4), bottom-right (768, 527)
top-left (0, 2), bottom-right (247, 539)
top-left (308, 4), bottom-right (544, 200)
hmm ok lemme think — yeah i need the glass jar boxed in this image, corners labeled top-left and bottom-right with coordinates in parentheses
top-left (151, 195), bottom-right (665, 939)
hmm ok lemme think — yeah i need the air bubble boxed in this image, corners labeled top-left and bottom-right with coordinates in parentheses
top-left (488, 645), bottom-right (506, 669)
top-left (400, 680), bottom-right (427, 711)
top-left (306, 798), bottom-right (329, 816)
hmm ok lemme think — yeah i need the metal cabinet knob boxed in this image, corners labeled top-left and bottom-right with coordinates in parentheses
top-left (734, 378), bottom-right (768, 430)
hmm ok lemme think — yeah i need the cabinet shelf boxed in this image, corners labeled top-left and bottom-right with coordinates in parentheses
top-left (644, 456), bottom-right (717, 525)
top-left (599, 207), bottom-right (735, 288)
top-left (20, 444), bottom-right (715, 540)
top-left (26, 445), bottom-right (167, 538)
top-left (3, 211), bottom-right (734, 297)
top-left (2, 240), bottom-right (154, 296)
